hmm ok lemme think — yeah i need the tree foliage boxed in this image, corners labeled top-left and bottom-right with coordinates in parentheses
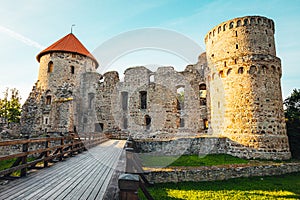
top-left (284, 88), bottom-right (300, 159)
top-left (284, 89), bottom-right (300, 128)
top-left (0, 88), bottom-right (22, 123)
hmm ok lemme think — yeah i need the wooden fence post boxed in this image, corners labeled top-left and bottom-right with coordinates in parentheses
top-left (59, 133), bottom-right (64, 161)
top-left (70, 134), bottom-right (74, 157)
top-left (20, 136), bottom-right (29, 177)
top-left (44, 135), bottom-right (50, 167)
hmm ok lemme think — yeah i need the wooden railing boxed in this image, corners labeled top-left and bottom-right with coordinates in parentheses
top-left (118, 137), bottom-right (154, 200)
top-left (0, 133), bottom-right (108, 178)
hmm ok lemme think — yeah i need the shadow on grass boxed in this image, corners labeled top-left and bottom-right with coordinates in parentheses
top-left (139, 172), bottom-right (300, 200)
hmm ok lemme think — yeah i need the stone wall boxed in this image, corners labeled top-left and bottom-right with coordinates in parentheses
top-left (109, 64), bottom-right (208, 136)
top-left (20, 15), bottom-right (291, 160)
top-left (135, 137), bottom-right (227, 156)
top-left (144, 162), bottom-right (300, 183)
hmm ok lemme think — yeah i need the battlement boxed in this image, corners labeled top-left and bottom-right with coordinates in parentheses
top-left (205, 16), bottom-right (277, 63)
top-left (205, 16), bottom-right (275, 43)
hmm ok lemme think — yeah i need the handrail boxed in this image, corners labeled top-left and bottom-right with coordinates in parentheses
top-left (0, 132), bottom-right (108, 178)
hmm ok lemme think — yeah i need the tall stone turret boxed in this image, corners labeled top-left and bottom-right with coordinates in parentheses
top-left (21, 33), bottom-right (99, 135)
top-left (204, 16), bottom-right (291, 159)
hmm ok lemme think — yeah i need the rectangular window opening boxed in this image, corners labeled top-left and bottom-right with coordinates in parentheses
top-left (121, 92), bottom-right (128, 111)
top-left (180, 118), bottom-right (185, 128)
top-left (140, 91), bottom-right (147, 109)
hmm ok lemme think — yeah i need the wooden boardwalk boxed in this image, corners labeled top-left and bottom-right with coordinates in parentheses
top-left (0, 140), bottom-right (126, 200)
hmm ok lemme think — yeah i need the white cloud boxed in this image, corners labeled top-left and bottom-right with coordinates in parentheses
top-left (0, 25), bottom-right (44, 50)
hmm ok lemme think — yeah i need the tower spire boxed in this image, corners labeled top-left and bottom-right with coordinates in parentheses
top-left (71, 24), bottom-right (76, 34)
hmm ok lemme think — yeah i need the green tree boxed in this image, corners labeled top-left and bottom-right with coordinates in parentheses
top-left (0, 88), bottom-right (21, 123)
top-left (284, 89), bottom-right (300, 130)
top-left (284, 88), bottom-right (300, 159)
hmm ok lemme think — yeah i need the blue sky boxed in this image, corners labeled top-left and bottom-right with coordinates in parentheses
top-left (0, 0), bottom-right (299, 103)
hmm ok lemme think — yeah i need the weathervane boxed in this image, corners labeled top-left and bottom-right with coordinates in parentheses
top-left (71, 24), bottom-right (76, 33)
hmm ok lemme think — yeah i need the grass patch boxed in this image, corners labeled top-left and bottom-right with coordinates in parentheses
top-left (139, 172), bottom-right (300, 200)
top-left (0, 157), bottom-right (36, 176)
top-left (140, 154), bottom-right (249, 167)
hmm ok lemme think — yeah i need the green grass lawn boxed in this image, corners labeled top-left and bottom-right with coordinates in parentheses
top-left (140, 154), bottom-right (249, 168)
top-left (139, 172), bottom-right (300, 200)
top-left (0, 157), bottom-right (36, 176)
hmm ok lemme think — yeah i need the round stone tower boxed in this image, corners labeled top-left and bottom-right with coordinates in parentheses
top-left (36, 33), bottom-right (98, 91)
top-left (22, 33), bottom-right (99, 134)
top-left (204, 16), bottom-right (291, 159)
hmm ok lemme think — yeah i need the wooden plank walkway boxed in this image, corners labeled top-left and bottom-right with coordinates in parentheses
top-left (0, 140), bottom-right (126, 200)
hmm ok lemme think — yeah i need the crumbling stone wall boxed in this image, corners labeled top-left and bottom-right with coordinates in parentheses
top-left (205, 16), bottom-right (290, 159)
top-left (96, 71), bottom-right (120, 133)
top-left (109, 64), bottom-right (208, 138)
top-left (20, 15), bottom-right (291, 160)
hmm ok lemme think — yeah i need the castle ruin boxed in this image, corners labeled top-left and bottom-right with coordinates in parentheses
top-left (21, 16), bottom-right (291, 160)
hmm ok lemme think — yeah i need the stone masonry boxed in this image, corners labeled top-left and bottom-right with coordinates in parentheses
top-left (21, 16), bottom-right (291, 160)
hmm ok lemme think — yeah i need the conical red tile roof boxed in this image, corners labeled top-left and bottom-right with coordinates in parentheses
top-left (37, 33), bottom-right (98, 67)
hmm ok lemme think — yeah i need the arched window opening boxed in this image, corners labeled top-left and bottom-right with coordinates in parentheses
top-left (229, 21), bottom-right (234, 29)
top-left (227, 68), bottom-right (232, 76)
top-left (223, 24), bottom-right (226, 31)
top-left (249, 65), bottom-right (257, 74)
top-left (46, 95), bottom-right (52, 105)
top-left (44, 117), bottom-right (49, 125)
top-left (199, 84), bottom-right (206, 106)
top-left (218, 26), bottom-right (221, 33)
top-left (145, 115), bottom-right (151, 130)
top-left (219, 70), bottom-right (225, 78)
top-left (224, 61), bottom-right (227, 67)
top-left (262, 65), bottom-right (268, 74)
top-left (70, 66), bottom-right (75, 74)
top-left (238, 67), bottom-right (244, 74)
top-left (140, 91), bottom-right (147, 109)
top-left (48, 61), bottom-right (53, 73)
top-left (235, 31), bottom-right (238, 37)
top-left (250, 18), bottom-right (256, 25)
top-left (268, 20), bottom-right (272, 28)
top-left (236, 44), bottom-right (238, 49)
top-left (244, 19), bottom-right (248, 26)
top-left (203, 119), bottom-right (208, 130)
top-left (236, 20), bottom-right (241, 27)
top-left (234, 59), bottom-right (237, 64)
top-left (271, 65), bottom-right (276, 72)
top-left (209, 32), bottom-right (211, 39)
top-left (177, 87), bottom-right (185, 110)
top-left (212, 73), bottom-right (216, 80)
top-left (213, 29), bottom-right (215, 36)
top-left (258, 18), bottom-right (262, 24)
